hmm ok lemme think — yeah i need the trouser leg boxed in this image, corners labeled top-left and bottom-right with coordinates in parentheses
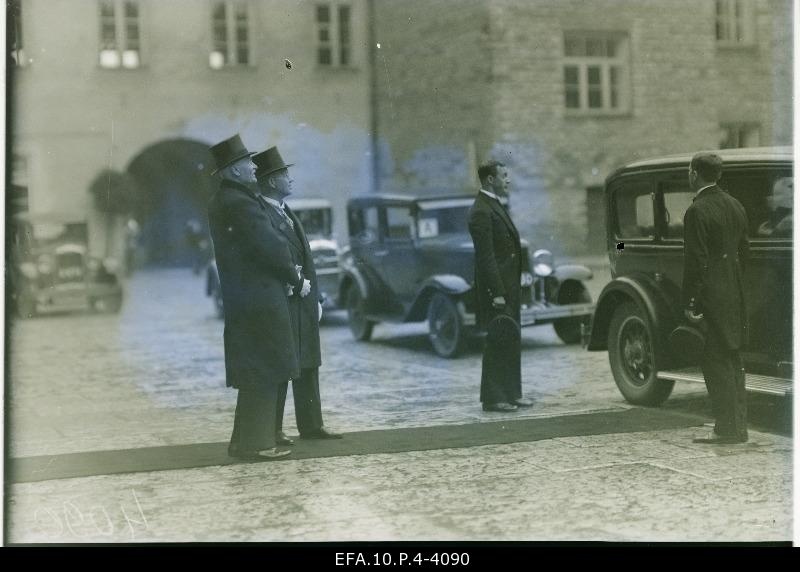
top-left (275, 381), bottom-right (289, 434)
top-left (293, 367), bottom-right (324, 434)
top-left (230, 385), bottom-right (278, 452)
top-left (702, 328), bottom-right (747, 439)
top-left (480, 333), bottom-right (508, 404)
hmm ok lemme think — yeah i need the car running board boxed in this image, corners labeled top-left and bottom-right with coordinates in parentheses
top-left (657, 367), bottom-right (792, 397)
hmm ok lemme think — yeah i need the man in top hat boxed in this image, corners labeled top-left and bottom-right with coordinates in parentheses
top-left (207, 134), bottom-right (301, 460)
top-left (468, 160), bottom-right (534, 413)
top-left (683, 152), bottom-right (750, 444)
top-left (252, 146), bottom-right (342, 442)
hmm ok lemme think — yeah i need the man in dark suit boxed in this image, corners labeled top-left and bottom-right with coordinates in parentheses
top-left (468, 160), bottom-right (534, 413)
top-left (207, 135), bottom-right (301, 460)
top-left (683, 152), bottom-right (750, 444)
top-left (253, 146), bottom-right (342, 442)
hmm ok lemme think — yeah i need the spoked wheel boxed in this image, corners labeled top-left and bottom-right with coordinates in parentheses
top-left (346, 286), bottom-right (374, 341)
top-left (427, 293), bottom-right (464, 358)
top-left (608, 302), bottom-right (673, 405)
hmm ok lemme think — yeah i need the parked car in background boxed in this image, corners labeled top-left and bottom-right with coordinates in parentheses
top-left (587, 146), bottom-right (793, 405)
top-left (206, 197), bottom-right (342, 318)
top-left (338, 194), bottom-right (595, 358)
top-left (9, 214), bottom-right (124, 317)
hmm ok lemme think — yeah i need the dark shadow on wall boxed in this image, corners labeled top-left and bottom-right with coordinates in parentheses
top-left (127, 139), bottom-right (217, 267)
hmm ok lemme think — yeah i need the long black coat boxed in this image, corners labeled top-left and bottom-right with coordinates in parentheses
top-left (682, 185), bottom-right (750, 350)
top-left (262, 202), bottom-right (322, 369)
top-left (208, 179), bottom-right (302, 389)
top-left (468, 192), bottom-right (522, 329)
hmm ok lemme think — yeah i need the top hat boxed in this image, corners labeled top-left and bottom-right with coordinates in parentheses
top-left (487, 314), bottom-right (520, 345)
top-left (253, 146), bottom-right (294, 178)
top-left (209, 134), bottom-right (255, 175)
top-left (669, 323), bottom-right (706, 365)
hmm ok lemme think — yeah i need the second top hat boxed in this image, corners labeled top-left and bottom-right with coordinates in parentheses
top-left (209, 134), bottom-right (254, 175)
top-left (253, 146), bottom-right (294, 177)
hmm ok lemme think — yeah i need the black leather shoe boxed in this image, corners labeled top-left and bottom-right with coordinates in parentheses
top-left (277, 432), bottom-right (294, 446)
top-left (482, 402), bottom-right (518, 412)
top-left (512, 397), bottom-right (534, 407)
top-left (300, 427), bottom-right (343, 440)
top-left (692, 431), bottom-right (747, 444)
top-left (230, 447), bottom-right (291, 460)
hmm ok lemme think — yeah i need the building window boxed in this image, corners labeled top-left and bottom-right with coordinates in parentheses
top-left (716, 0), bottom-right (756, 46)
top-left (10, 154), bottom-right (29, 215)
top-left (316, 3), bottom-right (352, 67)
top-left (720, 123), bottom-right (761, 148)
top-left (99, 0), bottom-right (141, 69)
top-left (9, 0), bottom-right (25, 67)
top-left (563, 32), bottom-right (630, 114)
top-left (210, 1), bottom-right (251, 69)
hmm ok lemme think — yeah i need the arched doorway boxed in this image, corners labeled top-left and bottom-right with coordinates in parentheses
top-left (127, 139), bottom-right (217, 267)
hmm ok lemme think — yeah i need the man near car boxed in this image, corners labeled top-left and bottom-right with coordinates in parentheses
top-left (253, 146), bottom-right (342, 443)
top-left (468, 160), bottom-right (534, 412)
top-left (683, 152), bottom-right (750, 444)
top-left (207, 134), bottom-right (300, 460)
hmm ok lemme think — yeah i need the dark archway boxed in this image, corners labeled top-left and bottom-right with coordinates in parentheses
top-left (127, 139), bottom-right (217, 267)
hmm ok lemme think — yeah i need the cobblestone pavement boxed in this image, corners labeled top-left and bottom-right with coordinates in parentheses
top-left (5, 266), bottom-right (793, 543)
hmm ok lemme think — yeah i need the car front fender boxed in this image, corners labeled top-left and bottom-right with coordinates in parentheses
top-left (405, 275), bottom-right (472, 322)
top-left (586, 274), bottom-right (676, 353)
top-left (553, 264), bottom-right (593, 283)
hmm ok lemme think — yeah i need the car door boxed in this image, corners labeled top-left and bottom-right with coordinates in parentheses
top-left (608, 174), bottom-right (658, 280)
top-left (377, 205), bottom-right (420, 310)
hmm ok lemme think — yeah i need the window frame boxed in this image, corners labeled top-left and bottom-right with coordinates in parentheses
top-left (98, 0), bottom-right (143, 70)
top-left (715, 0), bottom-right (757, 48)
top-left (315, 2), bottom-right (354, 69)
top-left (562, 31), bottom-right (631, 116)
top-left (209, 0), bottom-right (253, 69)
top-left (720, 122), bottom-right (762, 149)
top-left (610, 176), bottom-right (656, 243)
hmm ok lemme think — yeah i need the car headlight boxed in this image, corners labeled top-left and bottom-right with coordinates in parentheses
top-left (532, 249), bottom-right (554, 277)
top-left (36, 255), bottom-right (54, 275)
top-left (520, 272), bottom-right (534, 287)
top-left (20, 262), bottom-right (38, 278)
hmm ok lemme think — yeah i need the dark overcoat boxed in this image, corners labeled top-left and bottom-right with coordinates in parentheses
top-left (682, 185), bottom-right (750, 350)
top-left (262, 202), bottom-right (323, 368)
top-left (208, 179), bottom-right (302, 389)
top-left (468, 192), bottom-right (522, 329)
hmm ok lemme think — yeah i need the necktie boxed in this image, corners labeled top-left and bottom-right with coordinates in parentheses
top-left (277, 206), bottom-right (295, 230)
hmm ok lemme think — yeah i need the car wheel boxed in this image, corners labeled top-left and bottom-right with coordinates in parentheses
top-left (427, 293), bottom-right (464, 358)
top-left (553, 281), bottom-right (591, 344)
top-left (607, 301), bottom-right (674, 406)
top-left (346, 286), bottom-right (374, 341)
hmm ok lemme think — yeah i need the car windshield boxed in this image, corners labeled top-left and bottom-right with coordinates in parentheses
top-left (294, 208), bottom-right (332, 239)
top-left (416, 205), bottom-right (471, 239)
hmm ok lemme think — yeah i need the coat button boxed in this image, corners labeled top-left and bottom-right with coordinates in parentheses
top-left (722, 254), bottom-right (728, 259)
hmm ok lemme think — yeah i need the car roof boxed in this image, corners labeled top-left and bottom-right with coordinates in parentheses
top-left (608, 146), bottom-right (793, 181)
top-left (12, 212), bottom-right (86, 225)
top-left (347, 192), bottom-right (477, 208)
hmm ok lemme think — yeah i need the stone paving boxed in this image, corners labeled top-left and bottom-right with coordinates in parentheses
top-left (4, 266), bottom-right (794, 543)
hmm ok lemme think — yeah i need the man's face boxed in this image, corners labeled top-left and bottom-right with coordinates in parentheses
top-left (269, 169), bottom-right (293, 199)
top-left (687, 166), bottom-right (698, 190)
top-left (233, 157), bottom-right (257, 183)
top-left (490, 167), bottom-right (511, 196)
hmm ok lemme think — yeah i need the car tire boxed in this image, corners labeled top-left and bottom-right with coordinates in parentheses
top-left (607, 301), bottom-right (674, 406)
top-left (346, 286), bottom-right (374, 341)
top-left (427, 293), bottom-right (465, 358)
top-left (553, 281), bottom-right (591, 344)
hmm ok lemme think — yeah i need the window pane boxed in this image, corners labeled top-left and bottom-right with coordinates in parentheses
top-left (587, 66), bottom-right (601, 85)
top-left (100, 0), bottom-right (115, 18)
top-left (615, 181), bottom-right (653, 239)
top-left (605, 38), bottom-right (617, 57)
top-left (124, 1), bottom-right (138, 18)
top-left (564, 66), bottom-right (579, 85)
top-left (754, 175), bottom-right (793, 239)
top-left (237, 48), bottom-right (249, 65)
top-left (386, 208), bottom-right (414, 240)
top-left (317, 4), bottom-right (330, 23)
top-left (586, 38), bottom-right (605, 57)
top-left (318, 47), bottom-right (332, 65)
top-left (319, 28), bottom-right (330, 42)
top-left (564, 36), bottom-right (584, 56)
top-left (610, 66), bottom-right (619, 108)
top-left (662, 184), bottom-right (694, 240)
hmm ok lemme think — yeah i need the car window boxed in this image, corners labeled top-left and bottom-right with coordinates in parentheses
top-left (385, 207), bottom-right (414, 240)
top-left (295, 208), bottom-right (331, 238)
top-left (417, 206), bottom-right (470, 239)
top-left (348, 206), bottom-right (379, 244)
top-left (661, 181), bottom-right (694, 240)
top-left (613, 180), bottom-right (654, 239)
top-left (720, 169), bottom-right (793, 241)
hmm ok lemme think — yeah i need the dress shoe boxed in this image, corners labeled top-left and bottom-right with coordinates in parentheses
top-left (229, 447), bottom-right (291, 460)
top-left (482, 402), bottom-right (518, 412)
top-left (692, 430), bottom-right (747, 444)
top-left (512, 397), bottom-right (534, 407)
top-left (300, 427), bottom-right (343, 440)
top-left (277, 432), bottom-right (294, 446)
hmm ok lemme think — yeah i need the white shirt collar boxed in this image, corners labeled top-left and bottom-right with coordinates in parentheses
top-left (695, 184), bottom-right (716, 198)
top-left (480, 188), bottom-right (508, 204)
top-left (260, 195), bottom-right (285, 210)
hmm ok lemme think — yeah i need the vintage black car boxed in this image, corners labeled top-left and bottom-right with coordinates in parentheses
top-left (338, 194), bottom-right (595, 357)
top-left (206, 197), bottom-right (342, 318)
top-left (587, 146), bottom-right (793, 405)
top-left (9, 214), bottom-right (124, 317)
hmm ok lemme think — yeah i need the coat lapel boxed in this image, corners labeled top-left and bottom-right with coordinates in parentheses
top-left (284, 204), bottom-right (311, 264)
top-left (485, 193), bottom-right (519, 241)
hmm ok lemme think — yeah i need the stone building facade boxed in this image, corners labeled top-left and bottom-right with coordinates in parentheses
top-left (371, 0), bottom-right (793, 255)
